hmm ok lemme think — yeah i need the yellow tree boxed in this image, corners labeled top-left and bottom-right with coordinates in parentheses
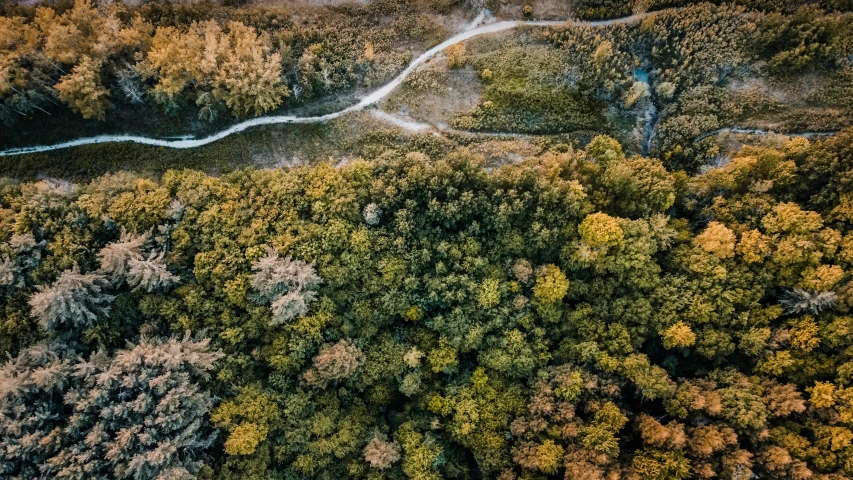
top-left (55, 55), bottom-right (110, 120)
top-left (0, 16), bottom-right (39, 97)
top-left (213, 22), bottom-right (289, 117)
top-left (34, 0), bottom-right (102, 65)
top-left (138, 25), bottom-right (204, 107)
top-left (0, 54), bottom-right (12, 97)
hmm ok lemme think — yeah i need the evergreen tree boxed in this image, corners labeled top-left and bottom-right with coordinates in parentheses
top-left (0, 334), bottom-right (222, 479)
top-left (28, 268), bottom-right (113, 333)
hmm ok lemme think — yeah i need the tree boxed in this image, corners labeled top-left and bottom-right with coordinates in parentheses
top-left (693, 222), bottom-right (736, 259)
top-left (213, 22), bottom-right (289, 117)
top-left (662, 321), bottom-right (697, 349)
top-left (578, 212), bottom-right (624, 249)
top-left (138, 26), bottom-right (203, 108)
top-left (532, 264), bottom-right (569, 303)
top-left (126, 251), bottom-right (180, 292)
top-left (602, 156), bottom-right (677, 218)
top-left (57, 334), bottom-right (223, 479)
top-left (0, 233), bottom-right (45, 293)
top-left (28, 267), bottom-right (113, 333)
top-left (779, 289), bottom-right (837, 315)
top-left (585, 135), bottom-right (624, 167)
top-left (251, 248), bottom-right (322, 325)
top-left (363, 203), bottom-right (382, 226)
top-left (0, 341), bottom-right (76, 479)
top-left (98, 230), bottom-right (147, 281)
top-left (55, 55), bottom-right (110, 120)
top-left (0, 257), bottom-right (13, 287)
top-left (364, 437), bottom-right (401, 469)
top-left (34, 0), bottom-right (101, 65)
top-left (0, 334), bottom-right (223, 479)
top-left (211, 384), bottom-right (280, 457)
top-left (305, 339), bottom-right (364, 384)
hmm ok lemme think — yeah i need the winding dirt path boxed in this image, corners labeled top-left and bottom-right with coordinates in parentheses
top-left (371, 111), bottom-right (841, 148)
top-left (0, 12), bottom-right (658, 157)
top-left (694, 127), bottom-right (838, 142)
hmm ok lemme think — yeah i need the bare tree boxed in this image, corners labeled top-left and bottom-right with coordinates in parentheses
top-left (116, 68), bottom-right (146, 105)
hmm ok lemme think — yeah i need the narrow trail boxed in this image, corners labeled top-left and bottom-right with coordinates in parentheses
top-left (369, 110), bottom-right (561, 139)
top-left (371, 111), bottom-right (841, 146)
top-left (694, 127), bottom-right (839, 142)
top-left (0, 12), bottom-right (656, 158)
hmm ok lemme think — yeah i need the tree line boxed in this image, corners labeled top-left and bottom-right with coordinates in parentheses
top-left (0, 0), bottom-right (446, 124)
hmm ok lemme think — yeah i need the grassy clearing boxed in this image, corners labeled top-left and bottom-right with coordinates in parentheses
top-left (382, 56), bottom-right (484, 127)
top-left (450, 35), bottom-right (611, 135)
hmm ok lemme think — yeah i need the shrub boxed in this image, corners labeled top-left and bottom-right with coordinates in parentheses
top-left (445, 43), bottom-right (467, 69)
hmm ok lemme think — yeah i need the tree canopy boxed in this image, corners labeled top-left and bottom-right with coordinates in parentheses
top-left (2, 130), bottom-right (853, 478)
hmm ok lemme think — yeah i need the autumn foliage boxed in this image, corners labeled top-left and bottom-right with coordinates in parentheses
top-left (0, 129), bottom-right (852, 478)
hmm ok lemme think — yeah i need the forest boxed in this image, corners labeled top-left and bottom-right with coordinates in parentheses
top-left (4, 0), bottom-right (853, 479)
top-left (3, 130), bottom-right (853, 479)
top-left (0, 0), bottom-right (448, 126)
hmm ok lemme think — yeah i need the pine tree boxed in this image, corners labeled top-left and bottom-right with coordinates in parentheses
top-left (270, 288), bottom-right (317, 324)
top-left (55, 55), bottom-right (111, 120)
top-left (0, 341), bottom-right (77, 479)
top-left (779, 289), bottom-right (837, 315)
top-left (28, 267), bottom-right (113, 332)
top-left (57, 334), bottom-right (222, 479)
top-left (126, 251), bottom-right (180, 292)
top-left (99, 231), bottom-right (178, 291)
top-left (98, 230), bottom-right (147, 281)
top-left (0, 334), bottom-right (223, 479)
top-left (0, 257), bottom-right (14, 287)
top-left (0, 233), bottom-right (46, 295)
